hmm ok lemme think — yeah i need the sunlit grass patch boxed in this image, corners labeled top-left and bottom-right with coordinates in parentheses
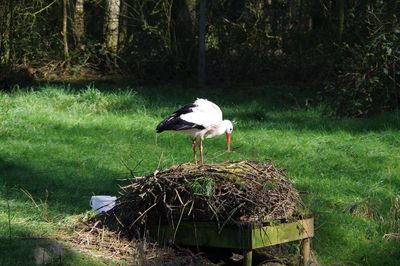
top-left (0, 83), bottom-right (399, 265)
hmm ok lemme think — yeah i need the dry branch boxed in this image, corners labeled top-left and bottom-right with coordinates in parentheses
top-left (96, 160), bottom-right (305, 238)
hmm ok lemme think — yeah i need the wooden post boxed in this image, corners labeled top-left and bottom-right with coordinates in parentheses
top-left (151, 218), bottom-right (314, 265)
top-left (302, 238), bottom-right (311, 265)
top-left (243, 249), bottom-right (252, 266)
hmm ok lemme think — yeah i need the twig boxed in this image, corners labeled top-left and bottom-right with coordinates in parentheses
top-left (173, 201), bottom-right (189, 242)
top-left (121, 159), bottom-right (135, 178)
top-left (157, 152), bottom-right (164, 170)
top-left (218, 203), bottom-right (245, 234)
top-left (31, 0), bottom-right (58, 16)
top-left (129, 202), bottom-right (158, 229)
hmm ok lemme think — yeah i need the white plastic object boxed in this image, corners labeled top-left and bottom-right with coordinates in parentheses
top-left (90, 195), bottom-right (117, 213)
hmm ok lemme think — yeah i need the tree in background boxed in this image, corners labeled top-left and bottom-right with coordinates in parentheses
top-left (118, 0), bottom-right (128, 52)
top-left (0, 0), bottom-right (15, 65)
top-left (198, 0), bottom-right (206, 86)
top-left (74, 0), bottom-right (85, 50)
top-left (104, 0), bottom-right (121, 68)
top-left (323, 0), bottom-right (400, 116)
top-left (63, 0), bottom-right (70, 67)
top-left (0, 0), bottom-right (398, 116)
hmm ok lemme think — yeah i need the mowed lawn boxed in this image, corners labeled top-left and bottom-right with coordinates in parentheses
top-left (1, 83), bottom-right (400, 265)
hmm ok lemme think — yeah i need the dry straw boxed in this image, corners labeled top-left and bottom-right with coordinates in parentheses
top-left (97, 160), bottom-right (304, 238)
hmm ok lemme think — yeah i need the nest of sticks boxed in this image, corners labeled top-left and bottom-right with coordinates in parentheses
top-left (97, 160), bottom-right (304, 237)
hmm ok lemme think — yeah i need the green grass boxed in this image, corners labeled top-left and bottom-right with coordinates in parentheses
top-left (1, 83), bottom-right (400, 265)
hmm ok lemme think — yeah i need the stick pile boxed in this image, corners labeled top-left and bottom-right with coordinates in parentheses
top-left (98, 160), bottom-right (304, 236)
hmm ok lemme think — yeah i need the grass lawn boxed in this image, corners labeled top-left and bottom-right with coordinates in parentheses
top-left (1, 82), bottom-right (400, 265)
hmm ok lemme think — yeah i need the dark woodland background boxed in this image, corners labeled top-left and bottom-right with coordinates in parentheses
top-left (0, 0), bottom-right (399, 116)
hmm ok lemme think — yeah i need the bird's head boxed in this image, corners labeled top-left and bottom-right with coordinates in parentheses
top-left (222, 120), bottom-right (233, 152)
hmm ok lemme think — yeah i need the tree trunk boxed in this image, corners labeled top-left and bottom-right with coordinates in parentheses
top-left (73, 0), bottom-right (85, 49)
top-left (186, 0), bottom-right (197, 34)
top-left (105, 0), bottom-right (120, 54)
top-left (118, 0), bottom-right (128, 52)
top-left (170, 0), bottom-right (197, 75)
top-left (271, 0), bottom-right (277, 37)
top-left (337, 0), bottom-right (345, 41)
top-left (1, 0), bottom-right (14, 64)
top-left (198, 0), bottom-right (206, 87)
top-left (63, 0), bottom-right (70, 65)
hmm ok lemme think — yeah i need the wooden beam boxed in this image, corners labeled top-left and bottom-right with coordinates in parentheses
top-left (151, 218), bottom-right (314, 251)
top-left (154, 221), bottom-right (251, 249)
top-left (251, 218), bottom-right (314, 249)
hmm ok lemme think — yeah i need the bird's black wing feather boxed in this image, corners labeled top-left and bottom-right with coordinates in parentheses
top-left (156, 103), bottom-right (205, 133)
top-left (172, 103), bottom-right (197, 117)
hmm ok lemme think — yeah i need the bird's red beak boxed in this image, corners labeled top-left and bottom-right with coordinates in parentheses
top-left (226, 132), bottom-right (231, 153)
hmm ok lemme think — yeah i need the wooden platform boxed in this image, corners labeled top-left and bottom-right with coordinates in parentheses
top-left (151, 217), bottom-right (314, 266)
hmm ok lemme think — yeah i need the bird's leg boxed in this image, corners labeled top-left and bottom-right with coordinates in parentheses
top-left (199, 136), bottom-right (204, 165)
top-left (192, 138), bottom-right (197, 166)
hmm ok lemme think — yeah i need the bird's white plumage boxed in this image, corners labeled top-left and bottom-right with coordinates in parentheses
top-left (180, 98), bottom-right (223, 130)
top-left (176, 98), bottom-right (225, 138)
top-left (156, 98), bottom-right (233, 165)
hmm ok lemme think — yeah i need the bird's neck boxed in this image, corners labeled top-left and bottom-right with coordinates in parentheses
top-left (215, 121), bottom-right (227, 136)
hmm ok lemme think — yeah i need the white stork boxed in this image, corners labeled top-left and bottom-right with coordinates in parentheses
top-left (156, 98), bottom-right (233, 165)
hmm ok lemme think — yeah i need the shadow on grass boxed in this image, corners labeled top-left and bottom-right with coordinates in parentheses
top-left (0, 236), bottom-right (109, 266)
top-left (0, 208), bottom-right (85, 265)
top-left (0, 113), bottom-right (170, 218)
top-left (230, 109), bottom-right (400, 134)
top-left (1, 158), bottom-right (120, 215)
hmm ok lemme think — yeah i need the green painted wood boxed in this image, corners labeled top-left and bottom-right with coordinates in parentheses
top-left (243, 250), bottom-right (252, 266)
top-left (151, 218), bottom-right (314, 251)
top-left (153, 222), bottom-right (252, 249)
top-left (251, 218), bottom-right (314, 249)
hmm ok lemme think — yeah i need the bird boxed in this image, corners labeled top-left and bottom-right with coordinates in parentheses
top-left (156, 98), bottom-right (233, 165)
